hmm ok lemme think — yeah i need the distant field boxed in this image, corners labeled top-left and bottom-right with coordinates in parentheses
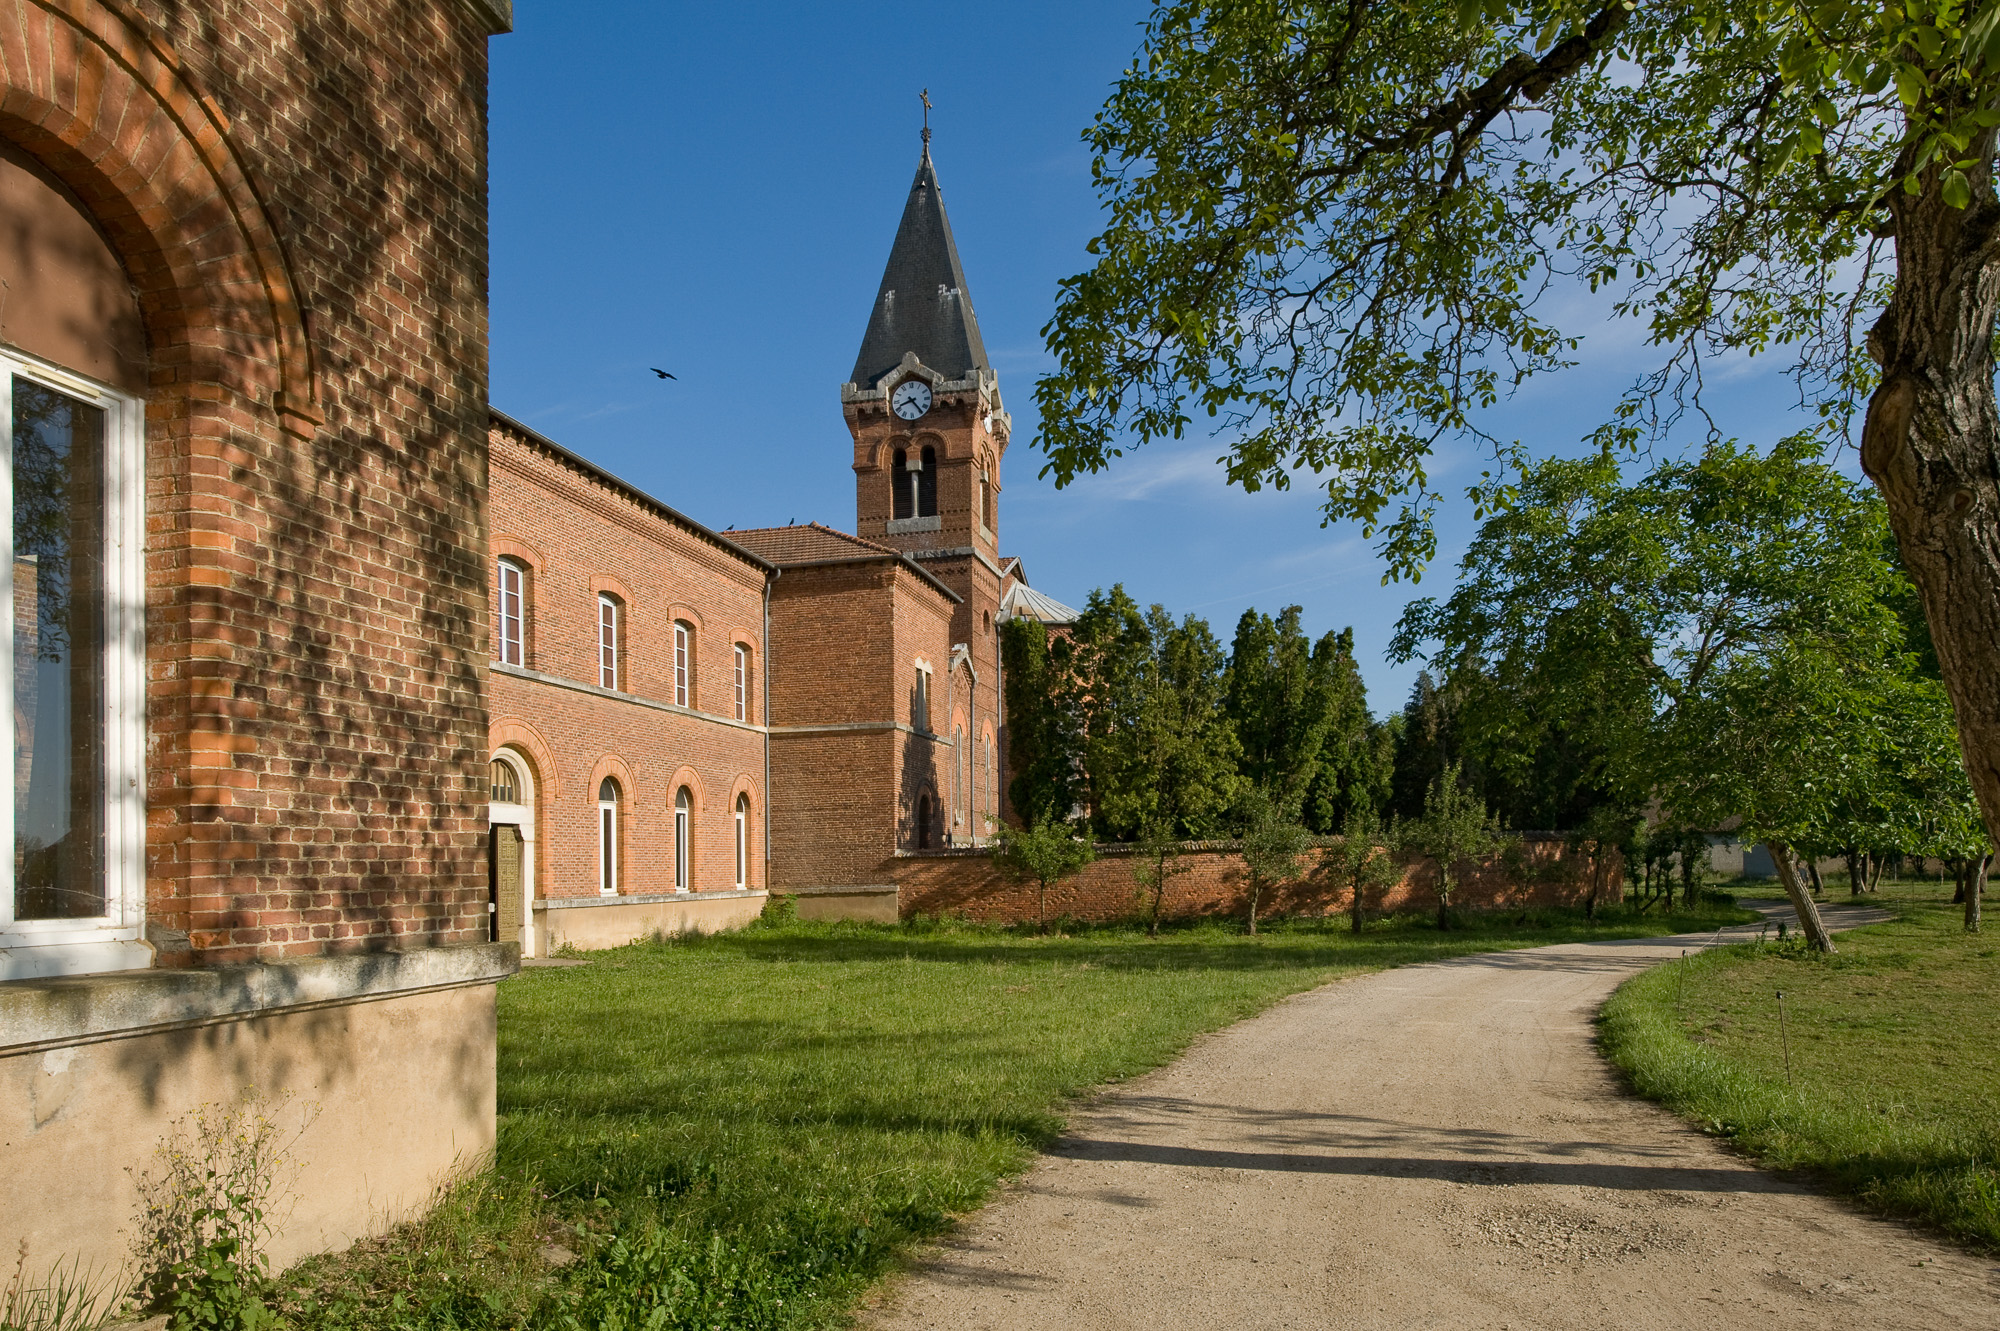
top-left (1602, 882), bottom-right (2000, 1252)
top-left (276, 899), bottom-right (1755, 1329)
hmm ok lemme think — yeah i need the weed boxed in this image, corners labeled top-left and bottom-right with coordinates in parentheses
top-left (128, 1091), bottom-right (318, 1329)
top-left (0, 1243), bottom-right (120, 1331)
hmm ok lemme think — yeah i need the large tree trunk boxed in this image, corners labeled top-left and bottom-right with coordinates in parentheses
top-left (1862, 158), bottom-right (2000, 850)
top-left (1966, 854), bottom-right (1988, 933)
top-left (1844, 847), bottom-right (1864, 896)
top-left (1768, 840), bottom-right (1837, 953)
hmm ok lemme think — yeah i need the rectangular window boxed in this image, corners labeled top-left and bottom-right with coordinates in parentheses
top-left (497, 560), bottom-right (524, 665)
top-left (0, 358), bottom-right (147, 979)
top-left (733, 644), bottom-right (747, 722)
top-left (598, 595), bottom-right (618, 690)
top-left (674, 622), bottom-right (690, 708)
top-left (915, 666), bottom-right (931, 732)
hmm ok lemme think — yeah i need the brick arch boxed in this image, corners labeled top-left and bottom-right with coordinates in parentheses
top-left (666, 765), bottom-right (706, 814)
top-left (0, 0), bottom-right (319, 432)
top-left (589, 573), bottom-right (635, 607)
top-left (488, 717), bottom-right (558, 799)
top-left (585, 754), bottom-right (637, 808)
top-left (492, 535), bottom-right (547, 572)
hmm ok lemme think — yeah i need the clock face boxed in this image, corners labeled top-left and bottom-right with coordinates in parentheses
top-left (892, 380), bottom-right (933, 420)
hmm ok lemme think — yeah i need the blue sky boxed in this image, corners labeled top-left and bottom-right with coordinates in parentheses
top-left (489, 2), bottom-right (1818, 716)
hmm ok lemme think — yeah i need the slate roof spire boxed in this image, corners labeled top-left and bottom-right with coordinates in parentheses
top-left (849, 139), bottom-right (991, 390)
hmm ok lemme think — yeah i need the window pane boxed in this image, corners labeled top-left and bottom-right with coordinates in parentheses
top-left (498, 562), bottom-right (522, 665)
top-left (12, 377), bottom-right (106, 920)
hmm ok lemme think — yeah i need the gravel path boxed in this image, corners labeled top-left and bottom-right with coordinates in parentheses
top-left (865, 902), bottom-right (1999, 1329)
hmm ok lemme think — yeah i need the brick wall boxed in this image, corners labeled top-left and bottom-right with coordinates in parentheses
top-left (487, 420), bottom-right (768, 897)
top-left (1, 0), bottom-right (505, 962)
top-left (763, 555), bottom-right (955, 886)
top-left (891, 836), bottom-right (1626, 924)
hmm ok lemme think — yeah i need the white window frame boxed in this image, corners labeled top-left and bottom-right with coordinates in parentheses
top-left (496, 558), bottom-right (525, 666)
top-left (674, 621), bottom-right (691, 708)
top-left (598, 594), bottom-right (619, 690)
top-left (733, 794), bottom-right (747, 889)
top-left (674, 787), bottom-right (690, 891)
top-left (0, 350), bottom-right (148, 980)
top-left (732, 643), bottom-right (747, 722)
top-left (597, 778), bottom-right (619, 895)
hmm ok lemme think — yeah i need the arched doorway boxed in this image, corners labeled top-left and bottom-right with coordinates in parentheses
top-left (489, 750), bottom-right (537, 955)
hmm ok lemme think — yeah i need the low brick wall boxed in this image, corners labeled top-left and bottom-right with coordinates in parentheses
top-left (891, 835), bottom-right (1622, 925)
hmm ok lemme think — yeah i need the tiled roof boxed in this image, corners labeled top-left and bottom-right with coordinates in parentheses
top-left (728, 522), bottom-right (901, 565)
top-left (489, 410), bottom-right (775, 573)
top-left (730, 523), bottom-right (962, 604)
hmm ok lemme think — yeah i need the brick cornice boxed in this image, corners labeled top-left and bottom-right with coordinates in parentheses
top-left (458, 0), bottom-right (512, 34)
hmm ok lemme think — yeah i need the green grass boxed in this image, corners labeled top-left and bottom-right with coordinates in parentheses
top-left (1601, 881), bottom-right (2000, 1253)
top-left (275, 899), bottom-right (1752, 1329)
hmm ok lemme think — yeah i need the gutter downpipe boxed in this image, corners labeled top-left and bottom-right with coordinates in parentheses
top-left (763, 570), bottom-right (777, 890)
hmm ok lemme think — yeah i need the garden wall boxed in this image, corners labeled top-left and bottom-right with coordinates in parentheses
top-left (890, 834), bottom-right (1622, 925)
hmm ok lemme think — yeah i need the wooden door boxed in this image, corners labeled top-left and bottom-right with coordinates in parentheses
top-left (490, 824), bottom-right (524, 944)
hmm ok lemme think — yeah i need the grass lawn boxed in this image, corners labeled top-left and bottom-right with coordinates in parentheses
top-left (275, 898), bottom-right (1752, 1329)
top-left (1601, 881), bottom-right (2000, 1253)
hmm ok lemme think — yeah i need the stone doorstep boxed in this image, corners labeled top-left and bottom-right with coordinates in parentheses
top-left (0, 941), bottom-right (519, 1055)
top-left (535, 889), bottom-right (766, 910)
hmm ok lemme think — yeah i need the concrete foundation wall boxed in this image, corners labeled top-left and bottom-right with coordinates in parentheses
top-left (791, 886), bottom-right (899, 924)
top-left (2, 980), bottom-right (497, 1282)
top-left (535, 891), bottom-right (765, 952)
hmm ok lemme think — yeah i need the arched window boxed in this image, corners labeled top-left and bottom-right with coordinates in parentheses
top-left (915, 794), bottom-right (933, 850)
top-left (597, 777), bottom-right (620, 895)
top-left (489, 758), bottom-right (518, 804)
top-left (954, 724), bottom-right (966, 834)
top-left (977, 468), bottom-right (990, 533)
top-left (918, 445), bottom-right (938, 517)
top-left (733, 643), bottom-right (749, 722)
top-left (986, 735), bottom-right (996, 825)
top-left (674, 621), bottom-right (693, 708)
top-left (496, 558), bottom-right (527, 666)
top-left (674, 787), bottom-right (692, 891)
top-left (734, 793), bottom-right (749, 889)
top-left (892, 447), bottom-right (913, 520)
top-left (597, 594), bottom-right (620, 690)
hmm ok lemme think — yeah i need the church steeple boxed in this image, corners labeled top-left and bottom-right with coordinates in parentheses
top-left (848, 145), bottom-right (991, 390)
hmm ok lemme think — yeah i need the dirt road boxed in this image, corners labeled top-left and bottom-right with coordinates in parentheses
top-left (866, 904), bottom-right (1998, 1329)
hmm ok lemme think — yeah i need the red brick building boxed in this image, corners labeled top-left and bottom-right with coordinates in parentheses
top-left (489, 138), bottom-right (1074, 936)
top-left (486, 413), bottom-right (773, 953)
top-left (2, 0), bottom-right (514, 1276)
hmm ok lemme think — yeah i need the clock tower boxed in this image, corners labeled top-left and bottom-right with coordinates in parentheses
top-left (842, 137), bottom-right (1009, 839)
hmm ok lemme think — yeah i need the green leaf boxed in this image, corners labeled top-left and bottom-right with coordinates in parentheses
top-left (1942, 167), bottom-right (1972, 210)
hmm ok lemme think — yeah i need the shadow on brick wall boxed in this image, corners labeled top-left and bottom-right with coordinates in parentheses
top-left (890, 835), bottom-right (1622, 926)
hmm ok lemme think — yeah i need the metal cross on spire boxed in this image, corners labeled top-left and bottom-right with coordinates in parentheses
top-left (920, 88), bottom-right (933, 152)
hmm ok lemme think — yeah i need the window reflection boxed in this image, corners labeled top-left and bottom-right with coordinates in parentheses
top-left (12, 376), bottom-right (106, 920)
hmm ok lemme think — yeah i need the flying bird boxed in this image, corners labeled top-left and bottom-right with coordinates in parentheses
top-left (650, 368), bottom-right (676, 380)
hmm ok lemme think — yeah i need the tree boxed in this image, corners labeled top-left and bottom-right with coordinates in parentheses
top-left (1000, 617), bottom-right (1082, 827)
top-left (1073, 586), bottom-right (1244, 842)
top-left (1325, 805), bottom-right (1403, 933)
top-left (1238, 792), bottom-right (1312, 935)
top-left (1396, 762), bottom-right (1502, 929)
top-left (992, 820), bottom-right (1097, 933)
top-left (1569, 803), bottom-right (1640, 922)
top-left (1036, 0), bottom-right (2000, 852)
top-left (1132, 819), bottom-right (1195, 937)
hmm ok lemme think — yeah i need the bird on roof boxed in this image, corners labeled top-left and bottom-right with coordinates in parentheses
top-left (650, 368), bottom-right (676, 380)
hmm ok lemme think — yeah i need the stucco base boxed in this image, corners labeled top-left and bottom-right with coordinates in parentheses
top-left (535, 890), bottom-right (765, 952)
top-left (1, 979), bottom-right (496, 1282)
top-left (789, 885), bottom-right (900, 924)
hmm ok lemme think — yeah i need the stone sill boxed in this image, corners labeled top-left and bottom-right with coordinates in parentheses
top-left (780, 885), bottom-right (898, 897)
top-left (886, 515), bottom-right (943, 534)
top-left (1, 942), bottom-right (518, 1055)
top-left (537, 889), bottom-right (765, 910)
